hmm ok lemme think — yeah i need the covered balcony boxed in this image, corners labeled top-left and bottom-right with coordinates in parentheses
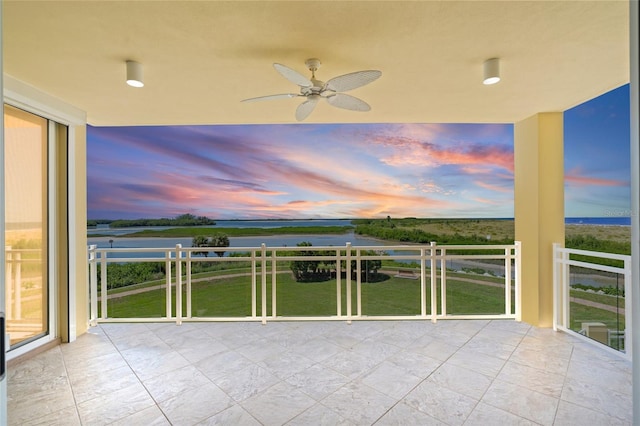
top-left (2, 1), bottom-right (639, 425)
top-left (7, 319), bottom-right (633, 425)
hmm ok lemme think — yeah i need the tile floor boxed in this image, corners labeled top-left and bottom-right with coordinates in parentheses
top-left (7, 320), bottom-right (633, 425)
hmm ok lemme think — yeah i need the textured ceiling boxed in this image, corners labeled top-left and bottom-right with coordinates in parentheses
top-left (3, 1), bottom-right (629, 126)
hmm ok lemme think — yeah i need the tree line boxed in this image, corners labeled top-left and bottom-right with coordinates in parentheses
top-left (89, 213), bottom-right (216, 228)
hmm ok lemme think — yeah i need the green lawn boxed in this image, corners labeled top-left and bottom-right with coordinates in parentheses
top-left (100, 271), bottom-right (516, 319)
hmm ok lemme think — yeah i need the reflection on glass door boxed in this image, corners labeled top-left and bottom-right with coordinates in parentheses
top-left (4, 105), bottom-right (48, 347)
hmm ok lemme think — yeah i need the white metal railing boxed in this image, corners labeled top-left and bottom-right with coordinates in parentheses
top-left (5, 246), bottom-right (42, 321)
top-left (553, 243), bottom-right (632, 358)
top-left (87, 241), bottom-right (521, 325)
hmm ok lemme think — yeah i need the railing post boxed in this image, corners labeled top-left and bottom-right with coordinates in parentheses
top-left (261, 243), bottom-right (267, 324)
top-left (430, 241), bottom-right (437, 323)
top-left (356, 247), bottom-right (362, 317)
top-left (14, 252), bottom-right (21, 320)
top-left (165, 249), bottom-right (172, 320)
top-left (505, 246), bottom-right (512, 316)
top-left (515, 241), bottom-right (522, 321)
top-left (561, 245), bottom-right (570, 328)
top-left (89, 245), bottom-right (98, 326)
top-left (5, 247), bottom-right (12, 320)
top-left (175, 244), bottom-right (182, 325)
top-left (336, 248), bottom-right (342, 317)
top-left (186, 248), bottom-right (192, 319)
top-left (440, 247), bottom-right (446, 317)
top-left (100, 251), bottom-right (108, 320)
top-left (251, 249), bottom-right (257, 318)
top-left (625, 256), bottom-right (633, 358)
top-left (346, 242), bottom-right (352, 323)
top-left (271, 247), bottom-right (277, 318)
top-left (552, 243), bottom-right (560, 331)
top-left (420, 247), bottom-right (427, 317)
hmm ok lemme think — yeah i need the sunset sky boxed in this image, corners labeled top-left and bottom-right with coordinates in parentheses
top-left (87, 85), bottom-right (630, 220)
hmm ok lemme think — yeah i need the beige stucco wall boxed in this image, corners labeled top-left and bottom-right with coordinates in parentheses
top-left (514, 112), bottom-right (565, 327)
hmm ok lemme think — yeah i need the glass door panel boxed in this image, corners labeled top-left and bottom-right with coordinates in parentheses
top-left (4, 105), bottom-right (48, 348)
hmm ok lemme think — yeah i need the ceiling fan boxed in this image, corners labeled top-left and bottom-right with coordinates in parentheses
top-left (241, 58), bottom-right (382, 121)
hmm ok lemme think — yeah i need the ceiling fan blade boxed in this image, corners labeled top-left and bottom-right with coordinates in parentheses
top-left (325, 70), bottom-right (382, 92)
top-left (326, 93), bottom-right (371, 112)
top-left (295, 96), bottom-right (320, 121)
top-left (274, 63), bottom-right (313, 88)
top-left (241, 93), bottom-right (299, 102)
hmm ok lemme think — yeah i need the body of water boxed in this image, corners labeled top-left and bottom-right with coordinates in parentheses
top-left (87, 217), bottom-right (630, 259)
top-left (88, 219), bottom-right (354, 237)
top-left (565, 217), bottom-right (631, 226)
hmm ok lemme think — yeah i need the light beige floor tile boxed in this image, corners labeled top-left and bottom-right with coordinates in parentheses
top-left (109, 405), bottom-right (170, 426)
top-left (447, 347), bottom-right (506, 377)
top-left (76, 382), bottom-right (156, 425)
top-left (566, 357), bottom-right (632, 393)
top-left (403, 379), bottom-right (477, 426)
top-left (125, 348), bottom-right (191, 381)
top-left (385, 349), bottom-right (441, 378)
top-left (350, 338), bottom-right (402, 363)
top-left (321, 381), bottom-right (397, 425)
top-left (195, 349), bottom-right (255, 380)
top-left (320, 349), bottom-right (380, 379)
top-left (497, 360), bottom-right (565, 398)
top-left (554, 400), bottom-right (630, 426)
top-left (406, 336), bottom-right (459, 362)
top-left (258, 349), bottom-right (316, 380)
top-left (509, 344), bottom-right (570, 376)
top-left (375, 401), bottom-right (447, 425)
top-left (290, 336), bottom-right (344, 362)
top-left (472, 326), bottom-right (526, 347)
top-left (143, 364), bottom-right (214, 403)
top-left (69, 364), bottom-right (140, 403)
top-left (482, 379), bottom-right (559, 425)
top-left (235, 337), bottom-right (287, 362)
top-left (359, 361), bottom-right (423, 399)
top-left (286, 403), bottom-right (354, 426)
top-left (561, 377), bottom-right (632, 423)
top-left (213, 364), bottom-right (280, 402)
top-left (20, 405), bottom-right (81, 426)
top-left (241, 381), bottom-right (316, 425)
top-left (64, 350), bottom-right (128, 377)
top-left (285, 363), bottom-right (350, 401)
top-left (462, 334), bottom-right (517, 360)
top-left (158, 382), bottom-right (234, 425)
top-left (427, 362), bottom-right (492, 399)
top-left (196, 404), bottom-right (261, 426)
top-left (464, 402), bottom-right (537, 425)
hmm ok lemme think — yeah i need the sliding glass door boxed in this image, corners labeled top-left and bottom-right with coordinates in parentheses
top-left (4, 105), bottom-right (49, 348)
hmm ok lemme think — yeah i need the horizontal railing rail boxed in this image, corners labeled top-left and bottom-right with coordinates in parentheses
top-left (553, 243), bottom-right (632, 358)
top-left (87, 241), bottom-right (521, 325)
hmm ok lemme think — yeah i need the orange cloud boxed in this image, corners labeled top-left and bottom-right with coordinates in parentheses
top-left (565, 169), bottom-right (628, 187)
top-left (475, 181), bottom-right (512, 193)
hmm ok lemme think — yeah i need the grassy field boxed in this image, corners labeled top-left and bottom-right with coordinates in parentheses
top-left (100, 271), bottom-right (515, 319)
top-left (404, 218), bottom-right (630, 245)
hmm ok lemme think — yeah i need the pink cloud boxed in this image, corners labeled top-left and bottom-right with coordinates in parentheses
top-left (564, 174), bottom-right (629, 186)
